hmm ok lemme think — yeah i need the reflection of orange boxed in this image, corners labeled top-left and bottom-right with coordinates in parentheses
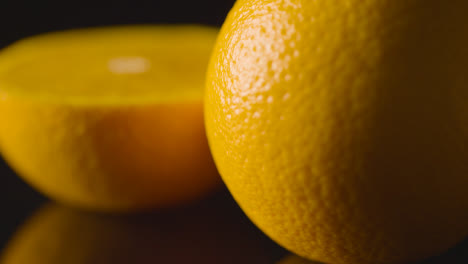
top-left (0, 26), bottom-right (221, 211)
top-left (0, 193), bottom-right (280, 264)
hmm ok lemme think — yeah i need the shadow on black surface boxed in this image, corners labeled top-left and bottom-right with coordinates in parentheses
top-left (276, 255), bottom-right (322, 264)
top-left (277, 237), bottom-right (468, 264)
top-left (420, 237), bottom-right (468, 264)
top-left (0, 191), bottom-right (286, 264)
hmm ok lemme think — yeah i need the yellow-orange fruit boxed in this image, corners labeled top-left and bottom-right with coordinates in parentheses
top-left (0, 26), bottom-right (220, 211)
top-left (205, 0), bottom-right (468, 263)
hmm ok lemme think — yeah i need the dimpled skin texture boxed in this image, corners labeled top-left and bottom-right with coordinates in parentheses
top-left (0, 26), bottom-right (221, 211)
top-left (205, 0), bottom-right (468, 263)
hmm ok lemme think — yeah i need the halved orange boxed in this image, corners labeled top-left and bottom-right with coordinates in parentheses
top-left (0, 25), bottom-right (221, 211)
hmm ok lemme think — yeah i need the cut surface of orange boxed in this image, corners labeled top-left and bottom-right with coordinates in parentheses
top-left (0, 26), bottom-right (215, 105)
top-left (0, 25), bottom-right (221, 211)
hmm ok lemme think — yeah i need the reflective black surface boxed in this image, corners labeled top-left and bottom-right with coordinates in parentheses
top-left (0, 157), bottom-right (288, 264)
top-left (0, 158), bottom-right (46, 252)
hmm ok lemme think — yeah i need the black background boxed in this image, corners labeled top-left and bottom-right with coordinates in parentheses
top-left (1, 1), bottom-right (468, 263)
top-left (0, 0), bottom-right (234, 48)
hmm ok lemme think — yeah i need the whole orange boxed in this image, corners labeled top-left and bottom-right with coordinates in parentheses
top-left (205, 0), bottom-right (468, 263)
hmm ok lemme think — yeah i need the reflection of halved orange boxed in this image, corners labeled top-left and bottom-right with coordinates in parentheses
top-left (0, 194), bottom-right (278, 264)
top-left (0, 26), bottom-right (221, 211)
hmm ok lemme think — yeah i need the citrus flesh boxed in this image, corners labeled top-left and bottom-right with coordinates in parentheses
top-left (0, 26), bottom-right (214, 104)
top-left (205, 0), bottom-right (468, 263)
top-left (0, 25), bottom-right (221, 211)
